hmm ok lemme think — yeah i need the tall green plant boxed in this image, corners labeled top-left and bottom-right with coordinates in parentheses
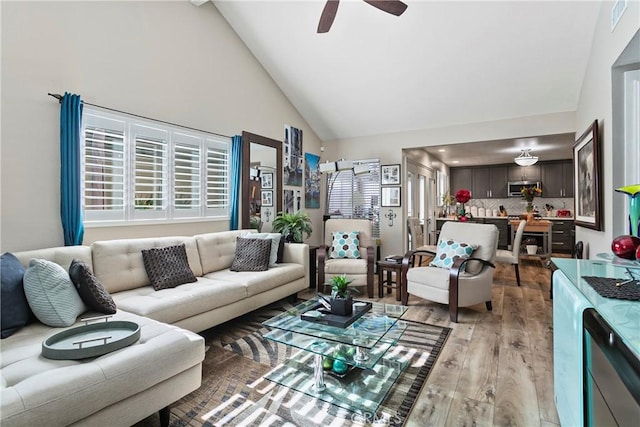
top-left (271, 210), bottom-right (312, 243)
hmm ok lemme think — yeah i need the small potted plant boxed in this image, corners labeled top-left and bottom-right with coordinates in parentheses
top-left (330, 274), bottom-right (359, 316)
top-left (272, 210), bottom-right (313, 243)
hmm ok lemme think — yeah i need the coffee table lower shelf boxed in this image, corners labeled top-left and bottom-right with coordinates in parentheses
top-left (264, 349), bottom-right (408, 414)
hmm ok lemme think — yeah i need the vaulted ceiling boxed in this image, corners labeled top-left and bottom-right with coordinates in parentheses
top-left (202, 1), bottom-right (601, 163)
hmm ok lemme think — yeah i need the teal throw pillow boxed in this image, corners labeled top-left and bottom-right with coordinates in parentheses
top-left (330, 231), bottom-right (360, 259)
top-left (23, 258), bottom-right (87, 327)
top-left (429, 239), bottom-right (477, 271)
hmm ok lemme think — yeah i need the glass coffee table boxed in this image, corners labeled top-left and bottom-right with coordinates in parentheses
top-left (262, 298), bottom-right (408, 414)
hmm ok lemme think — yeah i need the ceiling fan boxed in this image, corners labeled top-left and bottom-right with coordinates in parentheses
top-left (317, 0), bottom-right (408, 33)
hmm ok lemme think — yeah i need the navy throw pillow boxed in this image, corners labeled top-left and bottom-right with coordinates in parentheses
top-left (1, 252), bottom-right (33, 338)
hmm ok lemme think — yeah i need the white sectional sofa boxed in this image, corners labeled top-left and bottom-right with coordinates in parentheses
top-left (1, 230), bottom-right (309, 426)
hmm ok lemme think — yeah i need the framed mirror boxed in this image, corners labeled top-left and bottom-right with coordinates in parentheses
top-left (241, 131), bottom-right (283, 231)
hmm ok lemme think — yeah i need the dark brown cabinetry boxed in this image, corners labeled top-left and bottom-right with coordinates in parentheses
top-left (542, 160), bottom-right (574, 197)
top-left (551, 220), bottom-right (574, 254)
top-left (450, 168), bottom-right (472, 194)
top-left (508, 164), bottom-right (541, 182)
top-left (472, 166), bottom-right (508, 199)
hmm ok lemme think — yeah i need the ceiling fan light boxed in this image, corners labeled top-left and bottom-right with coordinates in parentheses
top-left (514, 149), bottom-right (538, 166)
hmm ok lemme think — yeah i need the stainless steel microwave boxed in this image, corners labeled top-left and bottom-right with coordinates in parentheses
top-left (508, 181), bottom-right (541, 197)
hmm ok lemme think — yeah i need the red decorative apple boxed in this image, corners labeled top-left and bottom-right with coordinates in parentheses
top-left (636, 245), bottom-right (640, 262)
top-left (611, 235), bottom-right (640, 260)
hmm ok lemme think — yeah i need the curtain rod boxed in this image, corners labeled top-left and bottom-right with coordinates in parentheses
top-left (48, 93), bottom-right (232, 139)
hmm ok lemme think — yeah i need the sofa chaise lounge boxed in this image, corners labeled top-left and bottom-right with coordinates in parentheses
top-left (1, 230), bottom-right (308, 426)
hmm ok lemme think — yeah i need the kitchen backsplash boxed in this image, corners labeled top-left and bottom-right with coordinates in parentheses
top-left (441, 197), bottom-right (574, 217)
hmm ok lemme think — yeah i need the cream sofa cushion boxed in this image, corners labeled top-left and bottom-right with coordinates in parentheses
top-left (112, 277), bottom-right (247, 324)
top-left (0, 310), bottom-right (204, 427)
top-left (194, 230), bottom-right (250, 274)
top-left (205, 263), bottom-right (305, 297)
top-left (91, 237), bottom-right (203, 293)
top-left (324, 258), bottom-right (368, 275)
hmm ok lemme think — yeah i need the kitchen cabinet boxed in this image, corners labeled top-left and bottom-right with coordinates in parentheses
top-left (550, 219), bottom-right (574, 254)
top-left (508, 164), bottom-right (541, 182)
top-left (472, 166), bottom-right (508, 199)
top-left (450, 168), bottom-right (472, 195)
top-left (542, 160), bottom-right (574, 197)
top-left (484, 218), bottom-right (508, 249)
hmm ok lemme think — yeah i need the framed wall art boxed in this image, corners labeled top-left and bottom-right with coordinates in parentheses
top-left (381, 186), bottom-right (401, 207)
top-left (261, 190), bottom-right (273, 207)
top-left (381, 164), bottom-right (401, 185)
top-left (573, 120), bottom-right (602, 230)
top-left (261, 172), bottom-right (273, 189)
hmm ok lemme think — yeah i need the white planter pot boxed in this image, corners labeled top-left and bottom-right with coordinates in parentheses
top-left (526, 245), bottom-right (538, 255)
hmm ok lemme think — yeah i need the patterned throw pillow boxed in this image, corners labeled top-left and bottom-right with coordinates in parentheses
top-left (231, 237), bottom-right (271, 272)
top-left (244, 232), bottom-right (282, 267)
top-left (429, 239), bottom-right (477, 270)
top-left (142, 244), bottom-right (198, 291)
top-left (69, 259), bottom-right (117, 314)
top-left (23, 258), bottom-right (87, 327)
top-left (330, 231), bottom-right (360, 259)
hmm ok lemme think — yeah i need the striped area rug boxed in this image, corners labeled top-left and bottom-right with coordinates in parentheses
top-left (161, 301), bottom-right (450, 427)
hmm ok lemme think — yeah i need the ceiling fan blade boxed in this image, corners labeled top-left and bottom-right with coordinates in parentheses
top-left (363, 0), bottom-right (408, 16)
top-left (318, 0), bottom-right (340, 33)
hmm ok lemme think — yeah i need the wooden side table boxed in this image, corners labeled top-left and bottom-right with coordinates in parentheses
top-left (376, 260), bottom-right (404, 302)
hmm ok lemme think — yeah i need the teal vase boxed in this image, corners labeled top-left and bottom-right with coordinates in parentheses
top-left (616, 185), bottom-right (640, 237)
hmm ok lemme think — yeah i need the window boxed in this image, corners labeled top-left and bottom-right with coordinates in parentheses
top-left (326, 159), bottom-right (381, 237)
top-left (82, 108), bottom-right (230, 224)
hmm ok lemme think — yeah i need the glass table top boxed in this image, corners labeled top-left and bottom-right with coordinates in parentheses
top-left (262, 298), bottom-right (408, 350)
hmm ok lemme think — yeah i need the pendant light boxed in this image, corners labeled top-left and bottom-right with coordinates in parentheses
top-left (514, 148), bottom-right (538, 166)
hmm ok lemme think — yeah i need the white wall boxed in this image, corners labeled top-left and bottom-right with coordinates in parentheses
top-left (575, 1), bottom-right (640, 258)
top-left (324, 112), bottom-right (576, 257)
top-left (0, 1), bottom-right (323, 251)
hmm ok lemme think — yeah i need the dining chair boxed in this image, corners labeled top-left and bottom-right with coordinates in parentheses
top-left (495, 220), bottom-right (526, 286)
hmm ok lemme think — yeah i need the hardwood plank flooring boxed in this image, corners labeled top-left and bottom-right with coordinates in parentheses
top-left (302, 255), bottom-right (563, 426)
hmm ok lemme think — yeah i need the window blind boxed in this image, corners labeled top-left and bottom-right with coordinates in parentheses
top-left (326, 159), bottom-right (381, 237)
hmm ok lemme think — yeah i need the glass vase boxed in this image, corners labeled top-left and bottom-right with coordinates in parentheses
top-left (615, 185), bottom-right (640, 237)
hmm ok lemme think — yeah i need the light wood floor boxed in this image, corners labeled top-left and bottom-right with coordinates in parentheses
top-left (303, 256), bottom-right (561, 427)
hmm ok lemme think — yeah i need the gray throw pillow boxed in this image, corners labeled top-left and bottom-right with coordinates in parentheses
top-left (244, 232), bottom-right (282, 267)
top-left (141, 244), bottom-right (197, 291)
top-left (23, 258), bottom-right (87, 327)
top-left (231, 237), bottom-right (271, 272)
top-left (69, 259), bottom-right (117, 314)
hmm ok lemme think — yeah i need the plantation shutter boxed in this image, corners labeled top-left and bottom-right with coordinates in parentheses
top-left (326, 159), bottom-right (381, 237)
top-left (206, 138), bottom-right (230, 216)
top-left (132, 124), bottom-right (168, 219)
top-left (83, 114), bottom-right (126, 221)
top-left (173, 133), bottom-right (201, 217)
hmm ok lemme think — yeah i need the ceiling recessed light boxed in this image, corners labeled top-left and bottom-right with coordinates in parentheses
top-left (452, 160), bottom-right (459, 164)
top-left (438, 149), bottom-right (446, 152)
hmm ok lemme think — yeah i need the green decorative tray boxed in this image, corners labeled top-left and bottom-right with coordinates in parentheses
top-left (42, 320), bottom-right (140, 360)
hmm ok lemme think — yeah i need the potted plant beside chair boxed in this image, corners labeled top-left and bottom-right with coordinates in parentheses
top-left (272, 210), bottom-right (312, 243)
top-left (330, 274), bottom-right (359, 316)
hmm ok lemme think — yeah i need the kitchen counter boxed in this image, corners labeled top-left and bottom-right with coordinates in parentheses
top-left (552, 257), bottom-right (640, 427)
top-left (552, 257), bottom-right (640, 354)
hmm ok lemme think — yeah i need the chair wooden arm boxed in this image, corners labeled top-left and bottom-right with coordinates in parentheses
top-left (366, 246), bottom-right (375, 298)
top-left (317, 244), bottom-right (329, 288)
top-left (448, 257), bottom-right (496, 322)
